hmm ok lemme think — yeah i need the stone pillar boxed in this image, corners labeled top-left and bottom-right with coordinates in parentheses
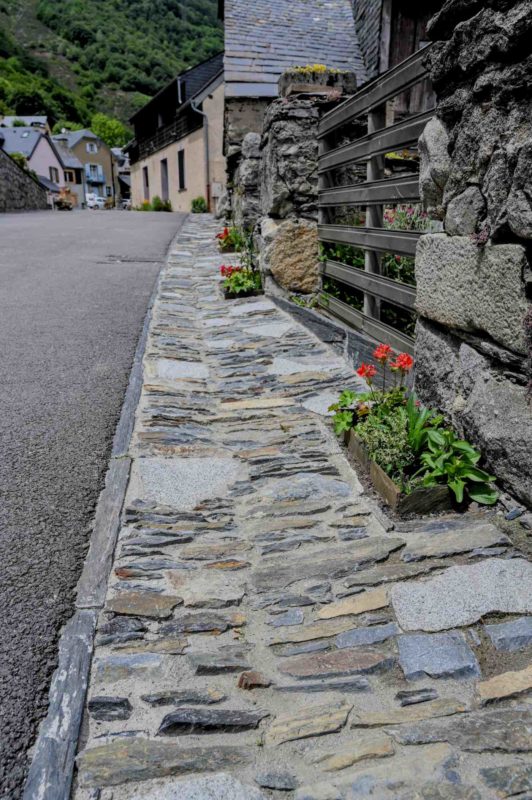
top-left (414, 0), bottom-right (532, 505)
top-left (258, 69), bottom-right (358, 296)
top-left (259, 97), bottom-right (321, 295)
top-left (232, 132), bottom-right (261, 231)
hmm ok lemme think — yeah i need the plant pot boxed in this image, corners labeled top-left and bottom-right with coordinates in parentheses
top-left (344, 429), bottom-right (452, 515)
top-left (278, 68), bottom-right (358, 98)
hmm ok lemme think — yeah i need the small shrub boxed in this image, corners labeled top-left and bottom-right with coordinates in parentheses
top-left (9, 151), bottom-right (28, 171)
top-left (191, 196), bottom-right (208, 213)
top-left (146, 196), bottom-right (172, 212)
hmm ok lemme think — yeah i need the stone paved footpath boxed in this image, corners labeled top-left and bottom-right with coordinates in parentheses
top-left (74, 215), bottom-right (532, 800)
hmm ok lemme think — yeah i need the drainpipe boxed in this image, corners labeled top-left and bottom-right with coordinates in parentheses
top-left (191, 97), bottom-right (211, 211)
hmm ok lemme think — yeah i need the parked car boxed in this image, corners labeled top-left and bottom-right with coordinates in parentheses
top-left (120, 198), bottom-right (132, 210)
top-left (86, 194), bottom-right (106, 209)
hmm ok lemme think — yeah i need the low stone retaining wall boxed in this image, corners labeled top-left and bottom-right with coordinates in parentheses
top-left (0, 148), bottom-right (48, 212)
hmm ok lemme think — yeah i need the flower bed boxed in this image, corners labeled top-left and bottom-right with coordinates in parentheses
top-left (220, 265), bottom-right (263, 299)
top-left (330, 344), bottom-right (498, 514)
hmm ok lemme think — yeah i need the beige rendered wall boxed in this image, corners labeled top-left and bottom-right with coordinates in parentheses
top-left (131, 82), bottom-right (226, 213)
top-left (204, 82), bottom-right (226, 201)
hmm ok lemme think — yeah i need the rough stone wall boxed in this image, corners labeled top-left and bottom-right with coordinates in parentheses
top-left (232, 132), bottom-right (261, 230)
top-left (353, 0), bottom-right (383, 79)
top-left (258, 97), bottom-right (322, 295)
top-left (224, 97), bottom-right (270, 173)
top-left (0, 149), bottom-right (48, 212)
top-left (415, 0), bottom-right (532, 505)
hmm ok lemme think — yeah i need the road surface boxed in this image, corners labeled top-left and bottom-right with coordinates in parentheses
top-left (0, 209), bottom-right (186, 798)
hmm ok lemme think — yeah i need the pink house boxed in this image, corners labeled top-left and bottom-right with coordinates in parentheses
top-left (0, 127), bottom-right (65, 201)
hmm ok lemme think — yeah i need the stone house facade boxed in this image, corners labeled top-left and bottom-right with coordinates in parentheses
top-left (127, 53), bottom-right (226, 213)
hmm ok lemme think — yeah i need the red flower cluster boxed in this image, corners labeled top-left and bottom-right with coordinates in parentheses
top-left (216, 227), bottom-right (230, 241)
top-left (391, 352), bottom-right (414, 372)
top-left (220, 265), bottom-right (242, 277)
top-left (373, 344), bottom-right (392, 363)
top-left (356, 343), bottom-right (414, 388)
top-left (356, 363), bottom-right (377, 380)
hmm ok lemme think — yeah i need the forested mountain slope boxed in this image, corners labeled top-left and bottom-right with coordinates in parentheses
top-left (0, 0), bottom-right (223, 125)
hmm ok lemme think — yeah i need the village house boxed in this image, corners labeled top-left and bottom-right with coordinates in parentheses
top-left (0, 126), bottom-right (65, 204)
top-left (127, 52), bottom-right (225, 213)
top-left (56, 129), bottom-right (117, 205)
top-left (51, 134), bottom-right (86, 207)
top-left (112, 147), bottom-right (131, 205)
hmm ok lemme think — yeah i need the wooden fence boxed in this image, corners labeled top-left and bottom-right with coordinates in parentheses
top-left (318, 45), bottom-right (434, 354)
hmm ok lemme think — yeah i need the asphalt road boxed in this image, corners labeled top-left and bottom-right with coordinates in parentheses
top-left (0, 209), bottom-right (186, 798)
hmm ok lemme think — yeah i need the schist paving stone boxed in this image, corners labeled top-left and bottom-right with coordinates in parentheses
top-left (397, 632), bottom-right (480, 680)
top-left (72, 215), bottom-right (532, 800)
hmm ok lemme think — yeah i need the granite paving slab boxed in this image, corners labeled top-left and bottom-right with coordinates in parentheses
top-left (73, 215), bottom-right (532, 799)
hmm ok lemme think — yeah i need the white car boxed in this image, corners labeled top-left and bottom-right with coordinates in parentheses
top-left (86, 194), bottom-right (106, 209)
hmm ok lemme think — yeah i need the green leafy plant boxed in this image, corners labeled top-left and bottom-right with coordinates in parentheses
top-left (150, 196), bottom-right (172, 212)
top-left (216, 225), bottom-right (244, 252)
top-left (405, 394), bottom-right (444, 455)
top-left (357, 405), bottom-right (416, 482)
top-left (191, 196), bottom-right (208, 213)
top-left (415, 430), bottom-right (498, 505)
top-left (222, 268), bottom-right (262, 296)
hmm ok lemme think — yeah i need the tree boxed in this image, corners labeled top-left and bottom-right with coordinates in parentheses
top-left (52, 119), bottom-right (84, 134)
top-left (90, 112), bottom-right (130, 147)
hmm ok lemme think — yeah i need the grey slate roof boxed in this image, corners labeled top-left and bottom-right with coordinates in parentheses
top-left (224, 0), bottom-right (367, 98)
top-left (130, 52), bottom-right (224, 123)
top-left (52, 137), bottom-right (83, 169)
top-left (59, 129), bottom-right (100, 148)
top-left (0, 126), bottom-right (41, 157)
top-left (1, 115), bottom-right (48, 128)
top-left (38, 175), bottom-right (60, 193)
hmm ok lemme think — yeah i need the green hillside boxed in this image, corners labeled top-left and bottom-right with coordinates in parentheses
top-left (0, 0), bottom-right (223, 126)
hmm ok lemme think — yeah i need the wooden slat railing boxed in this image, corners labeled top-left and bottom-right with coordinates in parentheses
top-left (318, 45), bottom-right (434, 354)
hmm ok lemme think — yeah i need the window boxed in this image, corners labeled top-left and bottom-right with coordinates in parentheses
top-left (106, 186), bottom-right (112, 197)
top-left (89, 164), bottom-right (99, 179)
top-left (160, 158), bottom-right (169, 201)
top-left (86, 142), bottom-right (98, 153)
top-left (142, 166), bottom-right (149, 200)
top-left (64, 169), bottom-right (75, 182)
top-left (49, 166), bottom-right (59, 183)
top-left (178, 149), bottom-right (186, 191)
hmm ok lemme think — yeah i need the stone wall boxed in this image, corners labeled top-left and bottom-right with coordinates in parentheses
top-left (415, 0), bottom-right (532, 505)
top-left (0, 148), bottom-right (48, 212)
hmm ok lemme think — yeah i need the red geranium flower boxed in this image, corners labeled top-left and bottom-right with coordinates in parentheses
top-left (391, 353), bottom-right (414, 372)
top-left (356, 363), bottom-right (377, 381)
top-left (373, 343), bottom-right (392, 363)
top-left (216, 227), bottom-right (229, 241)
